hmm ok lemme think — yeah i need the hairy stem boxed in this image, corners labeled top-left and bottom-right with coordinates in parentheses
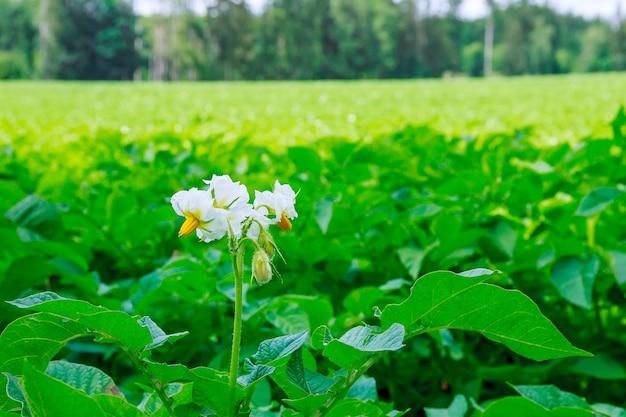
top-left (122, 347), bottom-right (175, 416)
top-left (228, 243), bottom-right (245, 417)
top-left (314, 355), bottom-right (380, 417)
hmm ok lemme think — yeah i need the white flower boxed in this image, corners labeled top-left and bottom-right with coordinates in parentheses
top-left (254, 181), bottom-right (298, 231)
top-left (203, 174), bottom-right (253, 239)
top-left (172, 177), bottom-right (297, 244)
top-left (171, 188), bottom-right (220, 242)
top-left (203, 174), bottom-right (250, 211)
top-left (246, 209), bottom-right (274, 241)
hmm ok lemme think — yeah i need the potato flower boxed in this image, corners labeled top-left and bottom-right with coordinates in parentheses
top-left (203, 174), bottom-right (253, 239)
top-left (253, 181), bottom-right (298, 231)
top-left (171, 176), bottom-right (296, 246)
top-left (170, 188), bottom-right (218, 242)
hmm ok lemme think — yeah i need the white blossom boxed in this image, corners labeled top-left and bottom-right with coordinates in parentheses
top-left (253, 181), bottom-right (298, 231)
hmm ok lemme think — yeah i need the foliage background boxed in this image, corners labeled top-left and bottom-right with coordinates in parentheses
top-left (2, 74), bottom-right (626, 415)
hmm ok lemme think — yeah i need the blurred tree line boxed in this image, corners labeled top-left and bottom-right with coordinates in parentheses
top-left (0, 0), bottom-right (625, 80)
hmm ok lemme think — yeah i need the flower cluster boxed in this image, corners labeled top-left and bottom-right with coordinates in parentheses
top-left (171, 175), bottom-right (297, 284)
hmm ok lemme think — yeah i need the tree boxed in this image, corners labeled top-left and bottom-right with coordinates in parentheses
top-left (528, 16), bottom-right (555, 74)
top-left (484, 0), bottom-right (497, 76)
top-left (0, 0), bottom-right (37, 78)
top-left (207, 0), bottom-right (254, 80)
top-left (576, 22), bottom-right (612, 72)
top-left (50, 0), bottom-right (138, 80)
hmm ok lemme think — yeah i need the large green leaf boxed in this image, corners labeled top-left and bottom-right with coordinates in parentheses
top-left (4, 373), bottom-right (30, 416)
top-left (513, 385), bottom-right (591, 410)
top-left (575, 187), bottom-right (623, 217)
top-left (283, 394), bottom-right (333, 417)
top-left (45, 361), bottom-right (117, 396)
top-left (608, 251), bottom-right (626, 286)
top-left (425, 394), bottom-right (467, 417)
top-left (314, 196), bottom-right (338, 234)
top-left (568, 354), bottom-right (626, 380)
top-left (508, 385), bottom-right (625, 417)
top-left (238, 330), bottom-right (309, 387)
top-left (250, 330), bottom-right (309, 365)
top-left (275, 349), bottom-right (339, 399)
top-left (397, 246), bottom-right (426, 280)
top-left (5, 195), bottom-right (64, 240)
top-left (21, 362), bottom-right (107, 417)
top-left (380, 269), bottom-right (590, 361)
top-left (144, 362), bottom-right (243, 417)
top-left (311, 324), bottom-right (405, 369)
top-left (550, 256), bottom-right (598, 310)
top-left (0, 312), bottom-right (87, 374)
top-left (480, 397), bottom-right (594, 417)
top-left (93, 394), bottom-right (148, 417)
top-left (7, 292), bottom-right (187, 357)
top-left (325, 398), bottom-right (389, 417)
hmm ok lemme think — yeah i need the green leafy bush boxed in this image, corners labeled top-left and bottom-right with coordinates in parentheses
top-left (1, 83), bottom-right (626, 416)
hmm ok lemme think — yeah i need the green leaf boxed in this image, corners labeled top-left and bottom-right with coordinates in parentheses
top-left (239, 330), bottom-right (309, 387)
top-left (7, 292), bottom-right (187, 357)
top-left (513, 385), bottom-right (591, 410)
top-left (346, 375), bottom-right (376, 402)
top-left (568, 354), bottom-right (626, 380)
top-left (608, 251), bottom-right (626, 286)
top-left (337, 323), bottom-right (405, 352)
top-left (45, 361), bottom-right (117, 396)
top-left (397, 246), bottom-right (425, 279)
top-left (138, 316), bottom-right (188, 351)
top-left (551, 256), bottom-right (599, 309)
top-left (380, 269), bottom-right (590, 361)
top-left (165, 381), bottom-right (194, 406)
top-left (271, 295), bottom-right (334, 332)
top-left (575, 187), bottom-right (623, 217)
top-left (481, 397), bottom-right (593, 417)
top-left (250, 330), bottom-right (309, 365)
top-left (288, 146), bottom-right (323, 177)
top-left (281, 349), bottom-right (338, 398)
top-left (237, 362), bottom-right (275, 387)
top-left (5, 195), bottom-right (64, 240)
top-left (93, 394), bottom-right (148, 417)
top-left (4, 373), bottom-right (30, 416)
top-left (408, 203), bottom-right (442, 219)
top-left (325, 398), bottom-right (386, 417)
top-left (2, 255), bottom-right (61, 301)
top-left (314, 196), bottom-right (338, 234)
top-left (284, 394), bottom-right (333, 416)
top-left (511, 159), bottom-right (555, 175)
top-left (0, 312), bottom-right (87, 374)
top-left (593, 403), bottom-right (626, 417)
top-left (21, 362), bottom-right (107, 417)
top-left (265, 301), bottom-right (310, 334)
top-left (424, 394), bottom-right (467, 417)
top-left (144, 362), bottom-right (243, 417)
top-left (491, 221), bottom-right (517, 259)
top-left (311, 324), bottom-right (405, 369)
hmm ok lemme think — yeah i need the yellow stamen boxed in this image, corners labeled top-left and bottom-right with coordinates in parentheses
top-left (276, 212), bottom-right (292, 231)
top-left (178, 215), bottom-right (199, 237)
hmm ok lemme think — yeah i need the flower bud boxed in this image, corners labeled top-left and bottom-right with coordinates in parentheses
top-left (258, 229), bottom-right (276, 259)
top-left (252, 249), bottom-right (273, 285)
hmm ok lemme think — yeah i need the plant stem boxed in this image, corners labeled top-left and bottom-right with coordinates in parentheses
top-left (228, 244), bottom-right (244, 417)
top-left (123, 347), bottom-right (175, 416)
top-left (314, 355), bottom-right (380, 417)
top-left (586, 215), bottom-right (598, 248)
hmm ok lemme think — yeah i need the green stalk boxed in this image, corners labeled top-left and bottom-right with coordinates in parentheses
top-left (586, 215), bottom-right (598, 248)
top-left (118, 343), bottom-right (175, 416)
top-left (314, 355), bottom-right (380, 417)
top-left (228, 242), bottom-right (244, 417)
